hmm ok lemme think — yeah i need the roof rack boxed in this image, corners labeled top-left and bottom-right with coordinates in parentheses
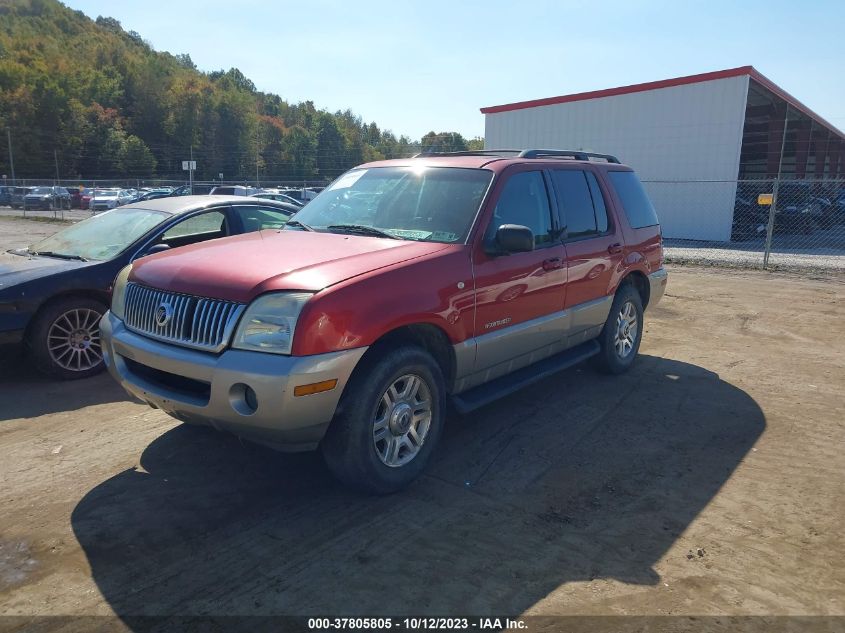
top-left (518, 149), bottom-right (620, 163)
top-left (412, 148), bottom-right (620, 163)
top-left (412, 149), bottom-right (522, 158)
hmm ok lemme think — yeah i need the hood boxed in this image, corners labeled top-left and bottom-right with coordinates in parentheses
top-left (130, 230), bottom-right (450, 303)
top-left (0, 250), bottom-right (92, 289)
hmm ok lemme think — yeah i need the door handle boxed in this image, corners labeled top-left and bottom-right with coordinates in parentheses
top-left (608, 243), bottom-right (623, 255)
top-left (542, 257), bottom-right (562, 271)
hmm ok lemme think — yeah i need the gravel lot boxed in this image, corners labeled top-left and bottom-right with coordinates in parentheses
top-left (0, 214), bottom-right (843, 628)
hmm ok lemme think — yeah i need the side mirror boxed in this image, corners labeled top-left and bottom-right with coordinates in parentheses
top-left (140, 243), bottom-right (171, 257)
top-left (492, 224), bottom-right (534, 254)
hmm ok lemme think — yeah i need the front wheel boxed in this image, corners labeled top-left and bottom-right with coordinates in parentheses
top-left (594, 284), bottom-right (644, 374)
top-left (321, 346), bottom-right (446, 494)
top-left (29, 297), bottom-right (107, 380)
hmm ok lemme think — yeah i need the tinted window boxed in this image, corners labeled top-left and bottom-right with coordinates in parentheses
top-left (586, 172), bottom-right (609, 233)
top-left (608, 171), bottom-right (659, 228)
top-left (487, 171), bottom-right (553, 247)
top-left (233, 205), bottom-right (293, 231)
top-left (550, 170), bottom-right (597, 239)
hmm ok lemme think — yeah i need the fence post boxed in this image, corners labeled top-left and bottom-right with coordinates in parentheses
top-left (762, 178), bottom-right (779, 269)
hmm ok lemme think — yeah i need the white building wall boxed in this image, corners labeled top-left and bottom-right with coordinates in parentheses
top-left (484, 75), bottom-right (750, 241)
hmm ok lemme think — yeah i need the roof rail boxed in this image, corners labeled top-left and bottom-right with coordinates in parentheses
top-left (412, 149), bottom-right (522, 158)
top-left (518, 149), bottom-right (620, 163)
top-left (412, 148), bottom-right (620, 163)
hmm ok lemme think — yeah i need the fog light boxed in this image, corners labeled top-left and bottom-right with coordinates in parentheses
top-left (229, 383), bottom-right (258, 415)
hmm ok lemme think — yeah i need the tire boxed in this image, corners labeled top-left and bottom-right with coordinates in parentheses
top-left (594, 283), bottom-right (644, 375)
top-left (321, 345), bottom-right (446, 494)
top-left (28, 297), bottom-right (108, 380)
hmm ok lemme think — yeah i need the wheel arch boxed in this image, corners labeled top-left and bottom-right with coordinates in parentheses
top-left (619, 269), bottom-right (650, 310)
top-left (24, 290), bottom-right (111, 344)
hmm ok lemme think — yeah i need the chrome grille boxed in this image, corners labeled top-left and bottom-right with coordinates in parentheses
top-left (123, 283), bottom-right (245, 352)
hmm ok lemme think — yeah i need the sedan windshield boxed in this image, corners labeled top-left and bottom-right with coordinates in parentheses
top-left (31, 187), bottom-right (53, 194)
top-left (29, 207), bottom-right (168, 261)
top-left (288, 167), bottom-right (493, 243)
top-left (93, 190), bottom-right (118, 197)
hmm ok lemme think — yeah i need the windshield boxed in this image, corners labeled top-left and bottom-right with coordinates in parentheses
top-left (93, 190), bottom-right (118, 197)
top-left (289, 167), bottom-right (493, 243)
top-left (31, 187), bottom-right (53, 194)
top-left (29, 207), bottom-right (168, 261)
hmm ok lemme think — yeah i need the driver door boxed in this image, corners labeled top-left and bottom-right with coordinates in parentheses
top-left (470, 168), bottom-right (568, 375)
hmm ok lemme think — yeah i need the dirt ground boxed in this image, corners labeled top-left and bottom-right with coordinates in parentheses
top-left (0, 236), bottom-right (843, 626)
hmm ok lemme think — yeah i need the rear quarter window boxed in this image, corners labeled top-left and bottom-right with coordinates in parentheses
top-left (608, 171), bottom-right (659, 229)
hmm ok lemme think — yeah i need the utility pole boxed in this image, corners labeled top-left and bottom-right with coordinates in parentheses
top-left (6, 129), bottom-right (15, 185)
top-left (54, 149), bottom-right (60, 183)
top-left (189, 145), bottom-right (194, 194)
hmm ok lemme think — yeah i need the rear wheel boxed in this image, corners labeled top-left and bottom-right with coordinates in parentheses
top-left (29, 297), bottom-right (107, 380)
top-left (321, 345), bottom-right (445, 494)
top-left (594, 284), bottom-right (644, 374)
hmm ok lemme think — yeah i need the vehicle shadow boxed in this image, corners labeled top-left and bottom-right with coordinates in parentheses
top-left (70, 355), bottom-right (765, 619)
top-left (0, 355), bottom-right (129, 422)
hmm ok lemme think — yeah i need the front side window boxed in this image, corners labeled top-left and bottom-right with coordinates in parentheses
top-left (289, 167), bottom-right (493, 243)
top-left (486, 171), bottom-right (553, 247)
top-left (162, 210), bottom-right (228, 241)
top-left (550, 170), bottom-right (597, 239)
top-left (608, 171), bottom-right (659, 228)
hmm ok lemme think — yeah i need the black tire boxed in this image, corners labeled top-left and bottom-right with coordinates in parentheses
top-left (28, 297), bottom-right (108, 380)
top-left (594, 283), bottom-right (644, 375)
top-left (321, 345), bottom-right (446, 494)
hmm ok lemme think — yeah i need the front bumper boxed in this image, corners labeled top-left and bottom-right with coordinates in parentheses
top-left (647, 268), bottom-right (668, 309)
top-left (101, 312), bottom-right (367, 451)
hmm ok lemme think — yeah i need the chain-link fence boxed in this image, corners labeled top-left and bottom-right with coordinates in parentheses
top-left (643, 179), bottom-right (845, 272)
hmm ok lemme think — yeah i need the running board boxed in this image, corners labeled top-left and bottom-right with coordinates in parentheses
top-left (450, 340), bottom-right (601, 414)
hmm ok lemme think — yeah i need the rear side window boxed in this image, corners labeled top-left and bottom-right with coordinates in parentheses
top-left (608, 171), bottom-right (659, 228)
top-left (550, 170), bottom-right (610, 239)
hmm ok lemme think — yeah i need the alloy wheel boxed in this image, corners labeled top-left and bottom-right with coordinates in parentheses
top-left (47, 308), bottom-right (104, 372)
top-left (613, 300), bottom-right (639, 359)
top-left (372, 373), bottom-right (432, 468)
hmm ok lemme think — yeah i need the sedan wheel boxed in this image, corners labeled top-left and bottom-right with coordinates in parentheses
top-left (48, 308), bottom-right (103, 372)
top-left (30, 298), bottom-right (108, 380)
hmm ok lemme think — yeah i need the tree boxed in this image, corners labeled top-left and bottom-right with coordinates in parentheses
top-left (420, 131), bottom-right (469, 153)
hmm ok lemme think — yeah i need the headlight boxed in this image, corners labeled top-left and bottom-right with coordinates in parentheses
top-left (232, 292), bottom-right (312, 355)
top-left (111, 264), bottom-right (132, 320)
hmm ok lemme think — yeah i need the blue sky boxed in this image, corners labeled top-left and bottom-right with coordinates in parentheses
top-left (66, 0), bottom-right (845, 140)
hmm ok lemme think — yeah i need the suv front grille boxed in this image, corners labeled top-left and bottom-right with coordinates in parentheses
top-left (123, 283), bottom-right (245, 353)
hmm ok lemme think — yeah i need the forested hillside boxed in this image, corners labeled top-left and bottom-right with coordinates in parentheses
top-left (0, 0), bottom-right (481, 182)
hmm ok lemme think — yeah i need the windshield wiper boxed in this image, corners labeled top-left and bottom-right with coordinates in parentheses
top-left (284, 219), bottom-right (314, 232)
top-left (326, 224), bottom-right (398, 239)
top-left (30, 251), bottom-right (88, 261)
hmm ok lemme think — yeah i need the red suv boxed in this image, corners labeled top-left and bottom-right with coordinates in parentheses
top-left (101, 149), bottom-right (667, 493)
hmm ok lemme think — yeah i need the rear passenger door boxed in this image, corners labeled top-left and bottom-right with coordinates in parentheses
top-left (471, 168), bottom-right (568, 372)
top-left (549, 167), bottom-right (622, 338)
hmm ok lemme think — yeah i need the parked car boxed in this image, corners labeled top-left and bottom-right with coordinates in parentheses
top-left (134, 188), bottom-right (174, 203)
top-left (0, 185), bottom-right (12, 206)
top-left (89, 189), bottom-right (133, 212)
top-left (278, 187), bottom-right (319, 203)
top-left (23, 186), bottom-right (72, 211)
top-left (210, 185), bottom-right (261, 196)
top-left (10, 187), bottom-right (33, 209)
top-left (100, 149), bottom-right (667, 493)
top-left (0, 196), bottom-right (297, 379)
top-left (250, 191), bottom-right (304, 207)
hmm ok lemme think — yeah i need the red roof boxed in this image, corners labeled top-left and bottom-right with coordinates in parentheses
top-left (480, 66), bottom-right (844, 139)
